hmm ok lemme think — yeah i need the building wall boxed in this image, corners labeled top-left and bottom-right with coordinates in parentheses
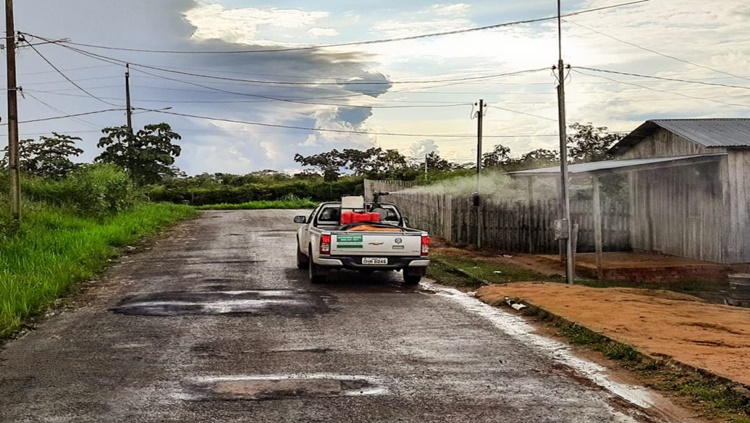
top-left (724, 150), bottom-right (750, 262)
top-left (621, 129), bottom-right (723, 159)
top-left (629, 161), bottom-right (725, 262)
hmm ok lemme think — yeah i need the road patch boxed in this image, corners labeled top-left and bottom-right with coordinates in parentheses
top-left (181, 374), bottom-right (387, 400)
top-left (110, 289), bottom-right (332, 316)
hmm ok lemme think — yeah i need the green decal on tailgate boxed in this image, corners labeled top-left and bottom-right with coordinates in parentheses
top-left (337, 235), bottom-right (363, 243)
top-left (336, 245), bottom-right (363, 249)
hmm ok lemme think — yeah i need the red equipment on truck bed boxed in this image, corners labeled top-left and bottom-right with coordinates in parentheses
top-left (340, 211), bottom-right (380, 224)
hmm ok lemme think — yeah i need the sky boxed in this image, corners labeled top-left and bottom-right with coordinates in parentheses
top-left (2, 0), bottom-right (750, 175)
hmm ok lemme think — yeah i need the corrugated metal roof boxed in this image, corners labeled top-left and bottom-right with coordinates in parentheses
top-left (508, 154), bottom-right (725, 177)
top-left (610, 118), bottom-right (750, 155)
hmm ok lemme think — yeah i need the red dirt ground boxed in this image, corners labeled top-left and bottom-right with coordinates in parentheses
top-left (475, 282), bottom-right (750, 386)
top-left (432, 241), bottom-right (750, 387)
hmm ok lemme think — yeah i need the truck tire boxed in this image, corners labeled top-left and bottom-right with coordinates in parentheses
top-left (308, 247), bottom-right (326, 284)
top-left (296, 239), bottom-right (308, 269)
top-left (403, 274), bottom-right (421, 285)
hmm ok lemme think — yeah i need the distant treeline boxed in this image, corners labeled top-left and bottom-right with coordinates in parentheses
top-left (147, 174), bottom-right (365, 205)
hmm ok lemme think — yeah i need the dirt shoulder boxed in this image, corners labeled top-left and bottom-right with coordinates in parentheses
top-left (475, 282), bottom-right (750, 387)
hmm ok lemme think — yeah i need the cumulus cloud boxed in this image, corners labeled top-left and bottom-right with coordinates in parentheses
top-left (409, 139), bottom-right (441, 158)
top-left (184, 4), bottom-right (329, 45)
top-left (9, 0), bottom-right (750, 175)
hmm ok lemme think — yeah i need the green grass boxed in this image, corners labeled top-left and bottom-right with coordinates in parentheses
top-left (0, 202), bottom-right (196, 338)
top-left (427, 253), bottom-right (564, 288)
top-left (196, 198), bottom-right (318, 210)
top-left (429, 252), bottom-right (725, 302)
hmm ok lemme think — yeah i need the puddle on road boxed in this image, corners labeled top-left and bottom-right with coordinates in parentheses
top-left (181, 374), bottom-right (387, 401)
top-left (110, 290), bottom-right (332, 317)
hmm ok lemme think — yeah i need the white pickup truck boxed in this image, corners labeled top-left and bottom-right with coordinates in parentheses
top-left (293, 196), bottom-right (430, 285)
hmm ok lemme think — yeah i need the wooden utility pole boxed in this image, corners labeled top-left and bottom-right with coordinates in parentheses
top-left (474, 99), bottom-right (485, 248)
top-left (475, 99), bottom-right (484, 184)
top-left (5, 0), bottom-right (20, 221)
top-left (557, 0), bottom-right (574, 283)
top-left (125, 63), bottom-right (133, 132)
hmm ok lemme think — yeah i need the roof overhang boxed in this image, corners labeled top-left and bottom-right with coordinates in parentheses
top-left (507, 153), bottom-right (726, 179)
top-left (608, 121), bottom-right (659, 156)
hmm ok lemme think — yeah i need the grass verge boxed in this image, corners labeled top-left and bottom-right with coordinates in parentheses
top-left (429, 251), bottom-right (750, 422)
top-left (427, 252), bottom-right (564, 289)
top-left (0, 202), bottom-right (196, 339)
top-left (429, 251), bottom-right (725, 301)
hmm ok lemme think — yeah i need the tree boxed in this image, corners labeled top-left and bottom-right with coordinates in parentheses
top-left (341, 147), bottom-right (382, 177)
top-left (514, 148), bottom-right (560, 170)
top-left (95, 123), bottom-right (182, 185)
top-left (375, 148), bottom-right (410, 179)
top-left (295, 147), bottom-right (414, 181)
top-left (567, 122), bottom-right (623, 163)
top-left (2, 133), bottom-right (83, 179)
top-left (481, 144), bottom-right (511, 169)
top-left (424, 152), bottom-right (453, 172)
top-left (293, 149), bottom-right (346, 182)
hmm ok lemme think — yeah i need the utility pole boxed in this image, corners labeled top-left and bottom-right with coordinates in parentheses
top-left (475, 99), bottom-right (484, 188)
top-left (125, 63), bottom-right (133, 132)
top-left (5, 0), bottom-right (20, 221)
top-left (556, 0), bottom-right (574, 284)
top-left (473, 99), bottom-right (485, 248)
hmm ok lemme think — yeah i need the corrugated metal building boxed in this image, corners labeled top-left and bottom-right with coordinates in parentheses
top-left (510, 118), bottom-right (750, 263)
top-left (611, 119), bottom-right (750, 263)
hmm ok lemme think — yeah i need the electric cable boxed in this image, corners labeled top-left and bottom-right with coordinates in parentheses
top-left (20, 1), bottom-right (648, 55)
top-left (0, 108), bottom-right (124, 125)
top-left (149, 109), bottom-right (559, 139)
top-left (24, 91), bottom-right (103, 129)
top-left (576, 66), bottom-right (750, 91)
top-left (572, 69), bottom-right (750, 108)
top-left (565, 19), bottom-right (750, 82)
top-left (22, 40), bottom-right (121, 107)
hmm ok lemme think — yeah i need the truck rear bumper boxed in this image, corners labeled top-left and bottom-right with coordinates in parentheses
top-left (317, 256), bottom-right (429, 271)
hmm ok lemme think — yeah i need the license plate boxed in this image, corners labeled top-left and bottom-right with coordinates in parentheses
top-left (362, 257), bottom-right (388, 265)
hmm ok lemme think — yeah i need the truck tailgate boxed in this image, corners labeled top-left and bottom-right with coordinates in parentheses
top-left (331, 233), bottom-right (422, 256)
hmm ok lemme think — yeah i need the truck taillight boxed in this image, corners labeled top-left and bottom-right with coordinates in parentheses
top-left (320, 234), bottom-right (331, 254)
top-left (421, 236), bottom-right (430, 256)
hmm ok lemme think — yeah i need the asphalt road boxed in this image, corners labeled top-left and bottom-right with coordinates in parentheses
top-left (0, 210), bottom-right (700, 423)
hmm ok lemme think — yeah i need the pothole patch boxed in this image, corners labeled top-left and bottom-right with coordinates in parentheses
top-left (110, 290), bottom-right (332, 316)
top-left (181, 375), bottom-right (387, 401)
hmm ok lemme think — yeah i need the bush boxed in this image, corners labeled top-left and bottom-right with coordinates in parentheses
top-left (24, 164), bottom-right (138, 218)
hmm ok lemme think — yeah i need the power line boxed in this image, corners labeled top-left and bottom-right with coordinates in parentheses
top-left (36, 36), bottom-right (551, 91)
top-left (576, 66), bottom-right (750, 91)
top-left (21, 1), bottom-right (648, 55)
top-left (565, 19), bottom-right (750, 83)
top-left (487, 105), bottom-right (557, 122)
top-left (0, 108), bottom-right (124, 125)
top-left (572, 69), bottom-right (750, 108)
top-left (150, 109), bottom-right (559, 139)
top-left (22, 40), bottom-right (121, 107)
top-left (24, 91), bottom-right (103, 129)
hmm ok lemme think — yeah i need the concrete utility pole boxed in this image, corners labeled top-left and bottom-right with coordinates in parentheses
top-left (125, 63), bottom-right (133, 132)
top-left (556, 0), bottom-right (575, 284)
top-left (5, 0), bottom-right (20, 221)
